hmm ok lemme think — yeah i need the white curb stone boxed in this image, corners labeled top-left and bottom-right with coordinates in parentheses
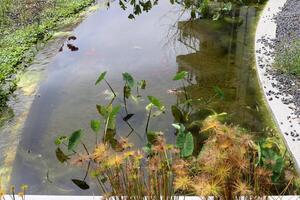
top-left (255, 0), bottom-right (300, 172)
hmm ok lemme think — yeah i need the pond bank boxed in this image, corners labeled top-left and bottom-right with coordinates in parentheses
top-left (255, 0), bottom-right (300, 172)
top-left (0, 0), bottom-right (96, 108)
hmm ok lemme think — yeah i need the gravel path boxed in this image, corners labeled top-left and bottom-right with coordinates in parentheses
top-left (272, 0), bottom-right (300, 118)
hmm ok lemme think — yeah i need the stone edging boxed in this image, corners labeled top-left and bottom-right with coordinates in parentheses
top-left (255, 0), bottom-right (300, 172)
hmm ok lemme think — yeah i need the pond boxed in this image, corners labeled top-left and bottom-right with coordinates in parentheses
top-left (0, 0), bottom-right (273, 195)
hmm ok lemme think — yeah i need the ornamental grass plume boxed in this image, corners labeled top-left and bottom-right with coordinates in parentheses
top-left (62, 115), bottom-right (297, 199)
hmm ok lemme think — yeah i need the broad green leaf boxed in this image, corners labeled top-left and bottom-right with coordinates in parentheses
top-left (122, 72), bottom-right (135, 88)
top-left (147, 96), bottom-right (163, 110)
top-left (55, 147), bottom-right (70, 163)
top-left (176, 131), bottom-right (185, 150)
top-left (72, 179), bottom-right (90, 190)
top-left (172, 71), bottom-right (188, 81)
top-left (95, 71), bottom-right (107, 85)
top-left (182, 132), bottom-right (194, 157)
top-left (91, 120), bottom-right (101, 133)
top-left (68, 130), bottom-right (82, 151)
top-left (96, 105), bottom-right (108, 117)
top-left (110, 105), bottom-right (121, 117)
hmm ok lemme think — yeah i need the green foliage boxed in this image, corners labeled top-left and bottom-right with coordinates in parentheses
top-left (256, 138), bottom-right (286, 182)
top-left (0, 0), bottom-right (95, 110)
top-left (172, 71), bottom-right (188, 81)
top-left (274, 40), bottom-right (300, 76)
top-left (122, 72), bottom-right (135, 88)
top-left (95, 71), bottom-right (107, 85)
top-left (173, 123), bottom-right (194, 158)
top-left (90, 120), bottom-right (101, 133)
top-left (68, 129), bottom-right (83, 151)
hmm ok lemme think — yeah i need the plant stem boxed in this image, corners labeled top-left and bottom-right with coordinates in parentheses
top-left (105, 79), bottom-right (117, 97)
top-left (145, 107), bottom-right (152, 134)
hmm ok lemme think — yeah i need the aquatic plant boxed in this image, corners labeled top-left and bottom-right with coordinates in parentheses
top-left (0, 180), bottom-right (28, 200)
top-left (54, 71), bottom-right (298, 198)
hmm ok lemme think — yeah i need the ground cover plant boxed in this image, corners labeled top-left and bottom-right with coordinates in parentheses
top-left (0, 0), bottom-right (95, 109)
top-left (54, 71), bottom-right (300, 199)
top-left (274, 39), bottom-right (300, 77)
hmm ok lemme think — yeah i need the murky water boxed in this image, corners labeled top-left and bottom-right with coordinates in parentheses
top-left (0, 1), bottom-right (271, 195)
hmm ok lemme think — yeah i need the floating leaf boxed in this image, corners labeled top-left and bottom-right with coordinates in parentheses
top-left (122, 72), bottom-right (135, 88)
top-left (71, 179), bottom-right (90, 190)
top-left (68, 130), bottom-right (82, 151)
top-left (90, 120), bottom-right (101, 133)
top-left (55, 148), bottom-right (70, 163)
top-left (95, 71), bottom-right (107, 85)
top-left (173, 71), bottom-right (188, 81)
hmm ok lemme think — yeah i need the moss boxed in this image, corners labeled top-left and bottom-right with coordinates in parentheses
top-left (0, 0), bottom-right (95, 109)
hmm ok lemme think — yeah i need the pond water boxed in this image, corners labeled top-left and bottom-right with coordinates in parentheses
top-left (0, 0), bottom-right (272, 195)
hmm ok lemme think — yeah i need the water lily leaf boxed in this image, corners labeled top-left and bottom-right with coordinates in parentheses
top-left (173, 71), bottom-right (188, 81)
top-left (68, 130), bottom-right (82, 151)
top-left (55, 148), bottom-right (70, 163)
top-left (123, 113), bottom-right (134, 121)
top-left (90, 120), bottom-right (101, 133)
top-left (122, 72), bottom-right (134, 88)
top-left (71, 179), bottom-right (90, 190)
top-left (95, 71), bottom-right (107, 85)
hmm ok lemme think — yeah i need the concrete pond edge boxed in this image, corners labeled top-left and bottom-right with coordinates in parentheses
top-left (255, 0), bottom-right (300, 172)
